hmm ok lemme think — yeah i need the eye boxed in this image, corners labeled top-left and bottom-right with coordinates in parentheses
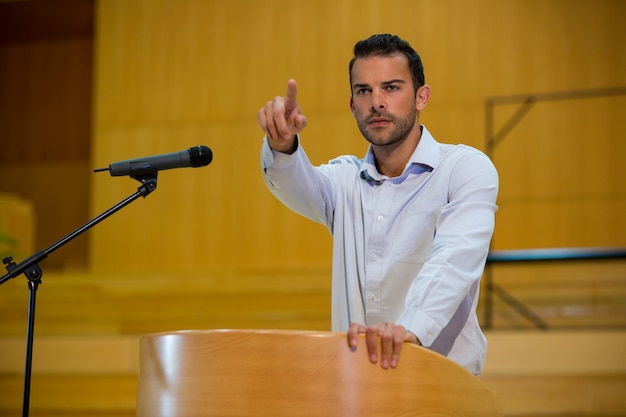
top-left (386, 84), bottom-right (399, 91)
top-left (356, 88), bottom-right (371, 95)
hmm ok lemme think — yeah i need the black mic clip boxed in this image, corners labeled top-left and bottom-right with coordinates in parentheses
top-left (134, 173), bottom-right (158, 198)
top-left (123, 164), bottom-right (159, 196)
top-left (94, 166), bottom-right (158, 197)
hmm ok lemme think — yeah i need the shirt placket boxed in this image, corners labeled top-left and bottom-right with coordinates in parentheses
top-left (364, 180), bottom-right (394, 325)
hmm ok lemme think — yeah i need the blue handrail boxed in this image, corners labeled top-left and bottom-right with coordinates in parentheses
top-left (487, 247), bottom-right (626, 263)
top-left (483, 247), bottom-right (626, 330)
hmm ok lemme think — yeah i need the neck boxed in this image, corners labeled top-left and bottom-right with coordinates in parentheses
top-left (372, 125), bottom-right (422, 177)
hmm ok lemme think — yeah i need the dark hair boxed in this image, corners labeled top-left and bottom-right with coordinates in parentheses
top-left (349, 34), bottom-right (425, 94)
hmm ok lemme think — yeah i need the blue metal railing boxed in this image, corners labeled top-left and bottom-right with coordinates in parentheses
top-left (483, 247), bottom-right (626, 330)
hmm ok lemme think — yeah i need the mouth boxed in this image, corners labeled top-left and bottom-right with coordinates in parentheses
top-left (367, 116), bottom-right (391, 127)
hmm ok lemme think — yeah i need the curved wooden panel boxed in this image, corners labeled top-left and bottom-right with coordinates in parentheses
top-left (136, 330), bottom-right (502, 417)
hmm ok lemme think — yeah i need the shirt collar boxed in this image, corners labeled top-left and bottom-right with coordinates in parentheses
top-left (359, 125), bottom-right (440, 182)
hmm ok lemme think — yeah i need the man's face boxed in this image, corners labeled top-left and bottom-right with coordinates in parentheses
top-left (350, 53), bottom-right (421, 147)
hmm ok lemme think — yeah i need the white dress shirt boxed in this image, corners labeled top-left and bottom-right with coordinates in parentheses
top-left (261, 125), bottom-right (499, 374)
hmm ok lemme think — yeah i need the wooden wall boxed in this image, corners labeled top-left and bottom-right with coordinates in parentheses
top-left (1, 0), bottom-right (623, 272)
top-left (0, 0), bottom-right (93, 270)
top-left (89, 0), bottom-right (626, 273)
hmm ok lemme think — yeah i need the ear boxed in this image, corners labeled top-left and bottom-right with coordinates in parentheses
top-left (416, 85), bottom-right (431, 111)
top-left (349, 96), bottom-right (356, 117)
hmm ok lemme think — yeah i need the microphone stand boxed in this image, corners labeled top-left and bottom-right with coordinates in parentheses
top-left (0, 173), bottom-right (158, 417)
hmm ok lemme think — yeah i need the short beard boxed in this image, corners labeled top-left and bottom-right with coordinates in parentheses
top-left (357, 106), bottom-right (418, 147)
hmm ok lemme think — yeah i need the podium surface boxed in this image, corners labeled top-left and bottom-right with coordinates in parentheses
top-left (136, 329), bottom-right (502, 417)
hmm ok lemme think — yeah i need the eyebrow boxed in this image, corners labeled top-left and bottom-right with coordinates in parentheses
top-left (382, 79), bottom-right (406, 86)
top-left (352, 79), bottom-right (407, 90)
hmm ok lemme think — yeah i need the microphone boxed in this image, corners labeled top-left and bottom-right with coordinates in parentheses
top-left (95, 146), bottom-right (213, 177)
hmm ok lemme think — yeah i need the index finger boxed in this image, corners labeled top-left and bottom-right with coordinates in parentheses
top-left (347, 323), bottom-right (365, 348)
top-left (285, 79), bottom-right (298, 103)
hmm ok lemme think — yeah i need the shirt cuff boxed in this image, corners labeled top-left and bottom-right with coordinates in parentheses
top-left (261, 136), bottom-right (300, 170)
top-left (398, 309), bottom-right (443, 349)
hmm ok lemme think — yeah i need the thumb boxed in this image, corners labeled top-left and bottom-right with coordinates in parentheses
top-left (291, 113), bottom-right (308, 131)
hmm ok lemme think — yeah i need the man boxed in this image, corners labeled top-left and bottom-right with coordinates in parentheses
top-left (257, 34), bottom-right (498, 374)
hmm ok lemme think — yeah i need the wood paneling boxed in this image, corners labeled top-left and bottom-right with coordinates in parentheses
top-left (0, 0), bottom-right (93, 44)
top-left (0, 374), bottom-right (137, 417)
top-left (0, 268), bottom-right (332, 337)
top-left (0, 0), bottom-right (94, 270)
top-left (89, 0), bottom-right (626, 272)
top-left (0, 193), bottom-right (34, 262)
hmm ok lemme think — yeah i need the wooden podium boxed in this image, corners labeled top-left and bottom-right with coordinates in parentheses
top-left (136, 330), bottom-right (502, 417)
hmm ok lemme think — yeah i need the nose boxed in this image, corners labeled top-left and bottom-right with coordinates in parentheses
top-left (370, 90), bottom-right (386, 112)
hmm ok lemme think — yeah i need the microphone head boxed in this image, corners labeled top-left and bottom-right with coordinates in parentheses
top-left (188, 145), bottom-right (213, 167)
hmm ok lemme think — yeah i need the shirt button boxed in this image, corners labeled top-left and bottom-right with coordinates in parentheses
top-left (371, 254), bottom-right (378, 261)
top-left (368, 293), bottom-right (376, 302)
top-left (377, 215), bottom-right (384, 222)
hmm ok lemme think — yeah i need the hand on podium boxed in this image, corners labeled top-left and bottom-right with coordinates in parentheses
top-left (347, 322), bottom-right (421, 369)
